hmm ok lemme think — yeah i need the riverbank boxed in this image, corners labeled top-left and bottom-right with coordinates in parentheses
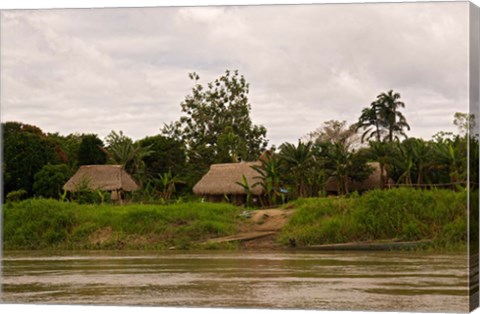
top-left (2, 188), bottom-right (470, 251)
top-left (3, 199), bottom-right (243, 250)
top-left (278, 188), bottom-right (469, 251)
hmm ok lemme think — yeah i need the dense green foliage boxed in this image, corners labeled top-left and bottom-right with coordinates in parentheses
top-left (279, 188), bottom-right (467, 250)
top-left (305, 120), bottom-right (374, 196)
top-left (33, 164), bottom-right (71, 198)
top-left (3, 122), bottom-right (62, 195)
top-left (104, 130), bottom-right (153, 179)
top-left (163, 70), bottom-right (268, 185)
top-left (137, 135), bottom-right (186, 184)
top-left (77, 134), bottom-right (107, 166)
top-left (3, 199), bottom-right (242, 250)
top-left (1, 76), bottom-right (474, 206)
top-left (357, 90), bottom-right (410, 142)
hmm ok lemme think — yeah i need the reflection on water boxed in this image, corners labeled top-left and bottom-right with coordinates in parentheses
top-left (1, 250), bottom-right (468, 312)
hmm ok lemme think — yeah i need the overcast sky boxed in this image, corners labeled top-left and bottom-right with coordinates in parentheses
top-left (0, 2), bottom-right (470, 146)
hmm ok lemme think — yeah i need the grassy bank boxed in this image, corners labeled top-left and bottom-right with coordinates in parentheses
top-left (3, 199), bottom-right (242, 250)
top-left (3, 188), bottom-right (471, 251)
top-left (279, 188), bottom-right (468, 250)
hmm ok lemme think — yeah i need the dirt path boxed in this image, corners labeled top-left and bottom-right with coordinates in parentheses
top-left (242, 208), bottom-right (295, 232)
top-left (203, 208), bottom-right (295, 249)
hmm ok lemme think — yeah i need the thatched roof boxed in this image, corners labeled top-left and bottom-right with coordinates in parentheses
top-left (324, 162), bottom-right (389, 192)
top-left (193, 162), bottom-right (264, 196)
top-left (63, 165), bottom-right (139, 192)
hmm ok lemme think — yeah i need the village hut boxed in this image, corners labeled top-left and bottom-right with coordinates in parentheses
top-left (63, 165), bottom-right (139, 202)
top-left (324, 162), bottom-right (392, 195)
top-left (193, 161), bottom-right (264, 206)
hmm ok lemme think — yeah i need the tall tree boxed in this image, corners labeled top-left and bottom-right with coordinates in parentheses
top-left (163, 70), bottom-right (268, 180)
top-left (307, 120), bottom-right (360, 149)
top-left (77, 134), bottom-right (107, 166)
top-left (2, 122), bottom-right (60, 196)
top-left (137, 135), bottom-right (186, 184)
top-left (357, 90), bottom-right (410, 143)
top-left (376, 90), bottom-right (410, 142)
top-left (357, 103), bottom-right (385, 143)
top-left (453, 112), bottom-right (475, 136)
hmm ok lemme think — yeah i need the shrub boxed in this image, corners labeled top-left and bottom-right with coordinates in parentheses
top-left (6, 189), bottom-right (28, 203)
top-left (33, 164), bottom-right (71, 199)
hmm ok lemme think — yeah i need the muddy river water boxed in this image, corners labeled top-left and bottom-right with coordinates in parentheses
top-left (0, 250), bottom-right (469, 312)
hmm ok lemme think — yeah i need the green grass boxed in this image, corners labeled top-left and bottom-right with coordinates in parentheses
top-left (3, 188), bottom-right (471, 251)
top-left (3, 199), bottom-right (242, 250)
top-left (279, 188), bottom-right (468, 250)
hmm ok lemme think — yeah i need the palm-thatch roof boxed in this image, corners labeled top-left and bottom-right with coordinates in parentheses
top-left (63, 165), bottom-right (139, 192)
top-left (193, 162), bottom-right (264, 196)
top-left (324, 162), bottom-right (388, 192)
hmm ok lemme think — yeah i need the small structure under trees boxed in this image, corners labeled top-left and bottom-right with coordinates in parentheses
top-left (193, 162), bottom-right (264, 206)
top-left (324, 162), bottom-right (391, 195)
top-left (63, 165), bottom-right (139, 202)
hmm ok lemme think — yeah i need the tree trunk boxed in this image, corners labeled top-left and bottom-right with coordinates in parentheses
top-left (375, 120), bottom-right (381, 142)
top-left (417, 165), bottom-right (423, 185)
top-left (379, 162), bottom-right (385, 189)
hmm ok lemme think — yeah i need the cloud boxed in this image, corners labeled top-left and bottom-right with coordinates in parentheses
top-left (0, 2), bottom-right (470, 146)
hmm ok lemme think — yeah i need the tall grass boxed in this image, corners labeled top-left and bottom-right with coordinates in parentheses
top-left (279, 188), bottom-right (467, 249)
top-left (3, 199), bottom-right (242, 250)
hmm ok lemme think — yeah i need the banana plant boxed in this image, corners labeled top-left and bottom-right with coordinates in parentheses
top-left (236, 175), bottom-right (253, 207)
top-left (251, 154), bottom-right (282, 206)
top-left (156, 170), bottom-right (184, 201)
top-left (393, 141), bottom-right (414, 185)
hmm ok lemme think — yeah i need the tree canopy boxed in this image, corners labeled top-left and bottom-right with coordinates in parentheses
top-left (164, 70), bottom-right (268, 165)
top-left (3, 122), bottom-right (60, 196)
top-left (77, 134), bottom-right (107, 166)
top-left (357, 90), bottom-right (410, 143)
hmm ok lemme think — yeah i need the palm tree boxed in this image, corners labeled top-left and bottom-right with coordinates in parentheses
top-left (357, 90), bottom-right (410, 143)
top-left (104, 131), bottom-right (153, 181)
top-left (278, 141), bottom-right (316, 197)
top-left (357, 103), bottom-right (384, 143)
top-left (376, 90), bottom-right (410, 142)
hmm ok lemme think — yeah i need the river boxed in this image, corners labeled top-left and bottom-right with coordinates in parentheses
top-left (1, 250), bottom-right (469, 312)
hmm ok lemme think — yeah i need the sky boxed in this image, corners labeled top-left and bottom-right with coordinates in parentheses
top-left (0, 2), bottom-right (471, 146)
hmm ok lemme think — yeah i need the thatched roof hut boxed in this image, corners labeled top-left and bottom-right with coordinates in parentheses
top-left (63, 165), bottom-right (139, 193)
top-left (324, 162), bottom-right (389, 193)
top-left (193, 162), bottom-right (264, 196)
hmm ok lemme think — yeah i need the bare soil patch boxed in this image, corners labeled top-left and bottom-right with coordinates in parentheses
top-left (203, 208), bottom-right (295, 249)
top-left (89, 226), bottom-right (112, 245)
top-left (246, 208), bottom-right (295, 232)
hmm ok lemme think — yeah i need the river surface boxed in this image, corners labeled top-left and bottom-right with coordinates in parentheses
top-left (1, 250), bottom-right (469, 312)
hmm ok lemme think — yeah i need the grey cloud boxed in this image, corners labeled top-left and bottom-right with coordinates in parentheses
top-left (1, 2), bottom-right (470, 146)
